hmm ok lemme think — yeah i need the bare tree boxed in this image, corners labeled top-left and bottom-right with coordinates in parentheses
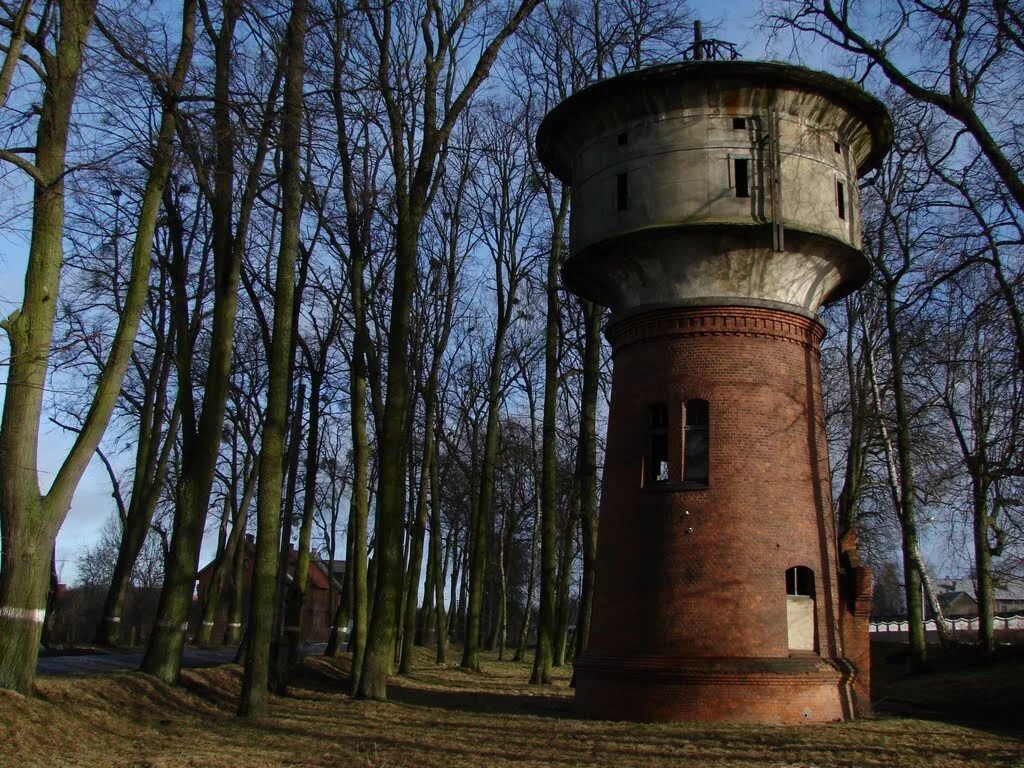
top-left (462, 101), bottom-right (541, 671)
top-left (0, 0), bottom-right (194, 692)
top-left (397, 130), bottom-right (473, 673)
top-left (765, 0), bottom-right (1024, 215)
top-left (927, 274), bottom-right (1023, 657)
top-left (350, 0), bottom-right (542, 701)
top-left (239, 0), bottom-right (307, 717)
top-left (141, 0), bottom-right (286, 684)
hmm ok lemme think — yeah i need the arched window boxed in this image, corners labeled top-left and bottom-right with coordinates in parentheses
top-left (786, 566), bottom-right (816, 651)
top-left (786, 566), bottom-right (815, 598)
top-left (648, 402), bottom-right (669, 483)
top-left (683, 399), bottom-right (709, 485)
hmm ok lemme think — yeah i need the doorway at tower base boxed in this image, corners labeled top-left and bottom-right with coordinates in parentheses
top-left (573, 653), bottom-right (853, 724)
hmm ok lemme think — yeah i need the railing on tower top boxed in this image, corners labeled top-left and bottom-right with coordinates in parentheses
top-left (683, 21), bottom-right (741, 62)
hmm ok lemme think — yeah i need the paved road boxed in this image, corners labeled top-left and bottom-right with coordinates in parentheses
top-left (37, 643), bottom-right (327, 676)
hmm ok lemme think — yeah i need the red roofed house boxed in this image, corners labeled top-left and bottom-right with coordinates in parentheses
top-left (196, 534), bottom-right (345, 644)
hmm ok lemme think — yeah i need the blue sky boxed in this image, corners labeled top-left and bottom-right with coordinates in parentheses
top-left (0, 1), bottom-right (850, 585)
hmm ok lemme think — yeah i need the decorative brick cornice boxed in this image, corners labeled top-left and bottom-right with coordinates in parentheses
top-left (607, 305), bottom-right (825, 353)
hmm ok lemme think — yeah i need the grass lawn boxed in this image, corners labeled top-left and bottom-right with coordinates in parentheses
top-left (1, 644), bottom-right (1022, 768)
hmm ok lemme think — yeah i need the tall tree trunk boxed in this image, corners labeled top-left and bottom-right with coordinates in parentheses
top-left (196, 496), bottom-right (233, 646)
top-left (355, 0), bottom-right (541, 700)
top-left (325, 516), bottom-right (354, 657)
top-left (553, 495), bottom-right (580, 667)
top-left (144, 0), bottom-right (285, 683)
top-left (419, 524), bottom-right (436, 648)
top-left (326, 3), bottom-right (372, 689)
top-left (345, 244), bottom-right (371, 694)
top-left (514, 364), bottom-right (542, 664)
top-left (275, 381), bottom-right (307, 678)
top-left (836, 298), bottom-right (869, 542)
top-left (456, 542), bottom-right (469, 642)
top-left (531, 193), bottom-right (568, 685)
top-left (574, 299), bottom-right (601, 659)
top-left (286, 374), bottom-right (323, 666)
top-left (430, 449), bottom-right (448, 663)
top-left (399, 415), bottom-right (435, 672)
top-left (395, 430), bottom-right (419, 664)
top-left (141, 0), bottom-right (258, 683)
top-left (0, 0), bottom-right (192, 692)
top-left (972, 470), bottom-right (997, 658)
top-left (198, 454), bottom-right (252, 646)
top-left (515, 505), bottom-right (539, 662)
top-left (95, 255), bottom-right (178, 648)
top-left (282, 382), bottom-right (317, 671)
top-left (867, 291), bottom-right (928, 670)
top-left (463, 296), bottom-right (515, 670)
top-left (238, 0), bottom-right (305, 717)
top-left (359, 217), bottom-right (418, 698)
top-left (224, 461), bottom-right (258, 646)
top-left (496, 511), bottom-right (512, 660)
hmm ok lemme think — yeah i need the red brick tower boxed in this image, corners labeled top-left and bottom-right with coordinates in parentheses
top-left (536, 62), bottom-right (890, 724)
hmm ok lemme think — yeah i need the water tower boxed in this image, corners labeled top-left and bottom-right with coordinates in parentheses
top-left (536, 58), bottom-right (890, 724)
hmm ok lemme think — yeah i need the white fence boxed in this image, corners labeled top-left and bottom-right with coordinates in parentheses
top-left (870, 615), bottom-right (1024, 633)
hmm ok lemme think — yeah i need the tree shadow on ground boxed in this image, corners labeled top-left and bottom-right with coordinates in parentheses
top-left (871, 640), bottom-right (1024, 738)
top-left (290, 655), bottom-right (572, 719)
top-left (385, 681), bottom-right (572, 718)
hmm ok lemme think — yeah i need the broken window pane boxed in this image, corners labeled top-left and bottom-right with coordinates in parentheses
top-left (648, 402), bottom-right (669, 483)
top-left (683, 399), bottom-right (709, 484)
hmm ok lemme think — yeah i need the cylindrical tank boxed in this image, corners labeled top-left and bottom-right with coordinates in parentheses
top-left (537, 60), bottom-right (890, 724)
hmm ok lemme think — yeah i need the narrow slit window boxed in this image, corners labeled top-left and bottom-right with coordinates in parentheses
top-left (648, 402), bottom-right (669, 483)
top-left (833, 140), bottom-right (842, 154)
top-left (616, 172), bottom-right (629, 211)
top-left (683, 399), bottom-right (709, 485)
top-left (836, 179), bottom-right (846, 220)
top-left (617, 131), bottom-right (628, 146)
top-left (734, 158), bottom-right (749, 198)
top-left (732, 117), bottom-right (746, 130)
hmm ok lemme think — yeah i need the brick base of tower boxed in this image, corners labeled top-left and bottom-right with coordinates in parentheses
top-left (574, 305), bottom-right (868, 724)
top-left (573, 654), bottom-right (849, 724)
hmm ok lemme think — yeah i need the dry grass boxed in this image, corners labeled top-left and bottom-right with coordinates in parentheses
top-left (1, 646), bottom-right (1022, 768)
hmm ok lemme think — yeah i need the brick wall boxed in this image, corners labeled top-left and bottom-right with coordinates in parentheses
top-left (575, 305), bottom-right (860, 723)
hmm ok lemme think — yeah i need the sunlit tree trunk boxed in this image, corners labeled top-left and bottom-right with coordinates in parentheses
top-left (430, 450), bottom-right (448, 663)
top-left (196, 496), bottom-right (233, 646)
top-left (400, 414), bottom-right (435, 673)
top-left (325, 514), bottom-right (354, 657)
top-left (238, 0), bottom-right (306, 717)
top-left (0, 0), bottom-right (193, 692)
top-left (531, 193), bottom-right (568, 684)
top-left (224, 458), bottom-right (258, 646)
top-left (866, 296), bottom-right (929, 670)
top-left (143, 0), bottom-right (283, 683)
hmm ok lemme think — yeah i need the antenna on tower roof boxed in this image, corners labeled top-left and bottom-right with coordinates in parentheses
top-left (683, 20), bottom-right (741, 62)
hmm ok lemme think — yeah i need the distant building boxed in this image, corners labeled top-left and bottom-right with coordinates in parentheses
top-left (195, 534), bottom-right (346, 643)
top-left (936, 578), bottom-right (1024, 618)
